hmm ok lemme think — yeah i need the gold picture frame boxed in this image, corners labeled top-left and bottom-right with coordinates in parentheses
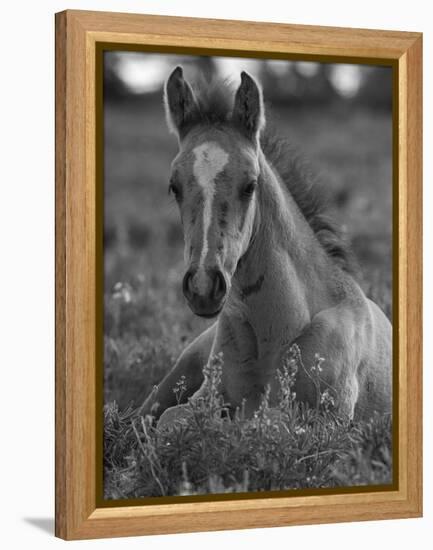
top-left (55, 9), bottom-right (422, 540)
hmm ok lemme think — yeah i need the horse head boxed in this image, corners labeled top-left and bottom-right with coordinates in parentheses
top-left (164, 67), bottom-right (265, 318)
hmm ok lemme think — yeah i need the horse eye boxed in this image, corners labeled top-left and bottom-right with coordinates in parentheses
top-left (242, 180), bottom-right (257, 198)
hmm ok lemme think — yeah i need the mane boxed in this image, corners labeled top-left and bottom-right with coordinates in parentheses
top-left (189, 77), bottom-right (355, 274)
top-left (261, 132), bottom-right (355, 274)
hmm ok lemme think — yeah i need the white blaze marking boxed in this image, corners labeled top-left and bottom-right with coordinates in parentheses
top-left (192, 143), bottom-right (229, 277)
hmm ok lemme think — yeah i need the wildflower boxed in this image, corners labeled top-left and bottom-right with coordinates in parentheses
top-left (277, 345), bottom-right (299, 409)
top-left (320, 388), bottom-right (335, 411)
top-left (313, 353), bottom-right (325, 373)
top-left (173, 375), bottom-right (187, 404)
top-left (294, 426), bottom-right (306, 436)
top-left (112, 281), bottom-right (133, 303)
top-left (203, 353), bottom-right (223, 395)
top-left (198, 353), bottom-right (225, 417)
top-left (282, 345), bottom-right (300, 381)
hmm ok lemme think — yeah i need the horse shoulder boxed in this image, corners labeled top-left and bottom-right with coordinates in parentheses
top-left (289, 284), bottom-right (383, 418)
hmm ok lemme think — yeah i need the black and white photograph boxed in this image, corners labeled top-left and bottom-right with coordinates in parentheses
top-left (103, 51), bottom-right (393, 500)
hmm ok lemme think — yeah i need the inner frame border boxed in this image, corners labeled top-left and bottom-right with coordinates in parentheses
top-left (94, 41), bottom-right (399, 508)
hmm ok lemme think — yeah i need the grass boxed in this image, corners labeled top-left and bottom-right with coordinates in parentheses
top-left (103, 95), bottom-right (393, 498)
top-left (104, 347), bottom-right (392, 499)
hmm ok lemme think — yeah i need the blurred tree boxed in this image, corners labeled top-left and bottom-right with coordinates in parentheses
top-left (260, 61), bottom-right (337, 106)
top-left (356, 67), bottom-right (392, 110)
top-left (293, 63), bottom-right (336, 104)
top-left (104, 53), bottom-right (129, 100)
top-left (186, 56), bottom-right (217, 82)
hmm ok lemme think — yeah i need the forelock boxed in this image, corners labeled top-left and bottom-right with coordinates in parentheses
top-left (188, 77), bottom-right (235, 126)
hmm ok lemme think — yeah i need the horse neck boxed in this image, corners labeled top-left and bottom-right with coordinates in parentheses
top-left (227, 149), bottom-right (340, 343)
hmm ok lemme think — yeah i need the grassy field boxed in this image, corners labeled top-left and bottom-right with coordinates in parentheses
top-left (103, 94), bottom-right (393, 499)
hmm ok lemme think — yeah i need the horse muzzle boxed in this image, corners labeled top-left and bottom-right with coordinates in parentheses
top-left (182, 267), bottom-right (227, 318)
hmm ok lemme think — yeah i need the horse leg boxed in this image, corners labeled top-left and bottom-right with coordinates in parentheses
top-left (352, 300), bottom-right (392, 421)
top-left (289, 308), bottom-right (361, 420)
top-left (138, 322), bottom-right (217, 420)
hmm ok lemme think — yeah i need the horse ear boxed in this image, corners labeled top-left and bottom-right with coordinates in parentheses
top-left (164, 66), bottom-right (198, 138)
top-left (232, 71), bottom-right (265, 142)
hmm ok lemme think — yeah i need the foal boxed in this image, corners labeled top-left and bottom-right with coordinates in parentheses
top-left (140, 67), bottom-right (392, 424)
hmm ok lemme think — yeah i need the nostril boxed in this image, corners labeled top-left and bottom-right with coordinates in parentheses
top-left (182, 270), bottom-right (194, 299)
top-left (212, 270), bottom-right (227, 301)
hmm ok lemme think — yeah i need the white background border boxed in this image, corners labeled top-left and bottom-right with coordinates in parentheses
top-left (0, 1), bottom-right (430, 547)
